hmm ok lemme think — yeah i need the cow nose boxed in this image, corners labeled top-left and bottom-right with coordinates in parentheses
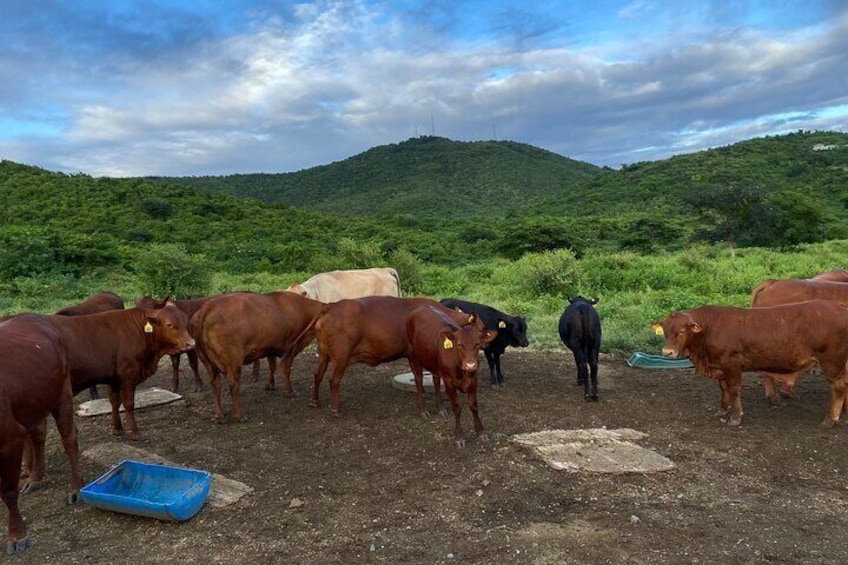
top-left (186, 338), bottom-right (196, 350)
top-left (462, 360), bottom-right (478, 372)
top-left (661, 347), bottom-right (677, 358)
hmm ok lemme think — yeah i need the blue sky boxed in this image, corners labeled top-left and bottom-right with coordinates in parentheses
top-left (1, 0), bottom-right (846, 176)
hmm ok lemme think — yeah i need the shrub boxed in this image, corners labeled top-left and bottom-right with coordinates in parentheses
top-left (498, 248), bottom-right (582, 298)
top-left (134, 243), bottom-right (212, 298)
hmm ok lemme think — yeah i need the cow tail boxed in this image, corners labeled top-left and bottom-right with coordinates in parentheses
top-left (286, 304), bottom-right (330, 358)
top-left (390, 268), bottom-right (402, 297)
top-left (749, 280), bottom-right (774, 307)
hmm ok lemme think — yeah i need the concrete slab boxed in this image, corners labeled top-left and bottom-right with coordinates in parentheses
top-left (76, 387), bottom-right (183, 417)
top-left (392, 371), bottom-right (434, 393)
top-left (82, 443), bottom-right (253, 508)
top-left (512, 428), bottom-right (676, 474)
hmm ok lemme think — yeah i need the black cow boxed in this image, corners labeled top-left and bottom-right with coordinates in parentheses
top-left (439, 298), bottom-right (529, 388)
top-left (558, 296), bottom-right (602, 401)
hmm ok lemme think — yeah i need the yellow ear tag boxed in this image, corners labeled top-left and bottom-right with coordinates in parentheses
top-left (654, 326), bottom-right (664, 336)
top-left (498, 321), bottom-right (507, 329)
top-left (144, 322), bottom-right (154, 333)
top-left (443, 337), bottom-right (454, 349)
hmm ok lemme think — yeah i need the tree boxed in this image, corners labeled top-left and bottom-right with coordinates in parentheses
top-left (685, 186), bottom-right (771, 256)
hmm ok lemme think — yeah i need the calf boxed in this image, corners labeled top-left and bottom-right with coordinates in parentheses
top-left (652, 300), bottom-right (848, 427)
top-left (439, 298), bottom-right (528, 388)
top-left (190, 291), bottom-right (324, 423)
top-left (407, 306), bottom-right (496, 448)
top-left (311, 296), bottom-right (480, 414)
top-left (56, 291), bottom-right (125, 400)
top-left (0, 315), bottom-right (82, 555)
top-left (558, 296), bottom-right (602, 401)
top-left (46, 302), bottom-right (194, 440)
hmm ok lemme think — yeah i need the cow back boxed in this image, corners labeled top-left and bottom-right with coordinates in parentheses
top-left (751, 279), bottom-right (848, 308)
top-left (56, 291), bottom-right (124, 316)
top-left (295, 268), bottom-right (400, 303)
top-left (558, 299), bottom-right (601, 352)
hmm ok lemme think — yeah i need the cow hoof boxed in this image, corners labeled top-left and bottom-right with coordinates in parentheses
top-left (478, 433), bottom-right (489, 443)
top-left (6, 537), bottom-right (31, 556)
top-left (285, 390), bottom-right (300, 399)
top-left (591, 395), bottom-right (599, 402)
top-left (439, 408), bottom-right (451, 418)
top-left (232, 415), bottom-right (247, 423)
top-left (67, 491), bottom-right (81, 505)
top-left (455, 439), bottom-right (466, 449)
top-left (309, 400), bottom-right (319, 408)
top-left (20, 480), bottom-right (44, 495)
top-left (265, 384), bottom-right (276, 391)
top-left (726, 416), bottom-right (743, 427)
top-left (330, 409), bottom-right (340, 418)
top-left (212, 416), bottom-right (225, 425)
top-left (820, 419), bottom-right (837, 429)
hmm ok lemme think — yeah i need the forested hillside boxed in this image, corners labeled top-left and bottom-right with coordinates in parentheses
top-left (149, 136), bottom-right (602, 219)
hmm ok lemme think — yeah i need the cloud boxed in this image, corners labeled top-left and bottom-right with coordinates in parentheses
top-left (1, 1), bottom-right (847, 175)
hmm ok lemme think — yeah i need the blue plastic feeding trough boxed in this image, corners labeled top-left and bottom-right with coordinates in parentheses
top-left (80, 460), bottom-right (211, 522)
top-left (627, 352), bottom-right (694, 369)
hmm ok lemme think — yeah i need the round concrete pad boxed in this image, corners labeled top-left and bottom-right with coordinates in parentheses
top-left (392, 371), bottom-right (434, 393)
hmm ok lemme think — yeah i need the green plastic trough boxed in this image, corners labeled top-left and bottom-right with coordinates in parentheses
top-left (627, 352), bottom-right (694, 369)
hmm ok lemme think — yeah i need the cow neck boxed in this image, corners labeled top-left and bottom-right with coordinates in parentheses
top-left (135, 309), bottom-right (164, 379)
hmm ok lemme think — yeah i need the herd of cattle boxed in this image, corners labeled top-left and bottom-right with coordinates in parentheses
top-left (5, 263), bottom-right (845, 555)
top-left (2, 266), bottom-right (554, 555)
top-left (653, 266), bottom-right (848, 428)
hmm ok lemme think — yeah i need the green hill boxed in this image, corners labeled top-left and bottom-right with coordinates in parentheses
top-left (149, 136), bottom-right (603, 219)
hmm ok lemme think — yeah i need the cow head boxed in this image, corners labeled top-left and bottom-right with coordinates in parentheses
top-left (136, 296), bottom-right (169, 310)
top-left (143, 301), bottom-right (195, 354)
top-left (286, 283), bottom-right (308, 297)
top-left (651, 312), bottom-right (701, 359)
top-left (568, 295), bottom-right (599, 306)
top-left (439, 325), bottom-right (498, 393)
top-left (499, 316), bottom-right (529, 348)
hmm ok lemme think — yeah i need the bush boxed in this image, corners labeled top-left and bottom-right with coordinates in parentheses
top-left (134, 243), bottom-right (212, 298)
top-left (389, 248), bottom-right (424, 295)
top-left (497, 248), bottom-right (582, 298)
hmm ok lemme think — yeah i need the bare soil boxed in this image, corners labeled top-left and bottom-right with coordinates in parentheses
top-left (13, 350), bottom-right (848, 564)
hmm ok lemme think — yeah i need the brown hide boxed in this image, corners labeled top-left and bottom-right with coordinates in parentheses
top-left (654, 300), bottom-right (848, 427)
top-left (750, 278), bottom-right (848, 401)
top-left (46, 303), bottom-right (194, 440)
top-left (406, 306), bottom-right (497, 447)
top-left (311, 296), bottom-right (480, 414)
top-left (810, 267), bottom-right (848, 282)
top-left (0, 315), bottom-right (82, 554)
top-left (190, 291), bottom-right (324, 423)
top-left (55, 291), bottom-right (125, 316)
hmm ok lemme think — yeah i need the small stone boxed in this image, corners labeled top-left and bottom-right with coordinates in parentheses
top-left (476, 489), bottom-right (484, 497)
top-left (289, 497), bottom-right (305, 508)
top-left (630, 515), bottom-right (640, 524)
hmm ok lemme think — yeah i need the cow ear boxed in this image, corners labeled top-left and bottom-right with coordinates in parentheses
top-left (482, 329), bottom-right (498, 345)
top-left (143, 317), bottom-right (159, 333)
top-left (690, 322), bottom-right (703, 333)
top-left (439, 330), bottom-right (456, 350)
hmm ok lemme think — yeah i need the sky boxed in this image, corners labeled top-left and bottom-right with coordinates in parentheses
top-left (1, 0), bottom-right (847, 177)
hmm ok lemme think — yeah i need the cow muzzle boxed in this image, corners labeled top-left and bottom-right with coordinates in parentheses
top-left (661, 347), bottom-right (680, 358)
top-left (462, 360), bottom-right (478, 372)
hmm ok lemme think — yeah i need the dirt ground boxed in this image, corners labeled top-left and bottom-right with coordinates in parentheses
top-left (12, 349), bottom-right (848, 564)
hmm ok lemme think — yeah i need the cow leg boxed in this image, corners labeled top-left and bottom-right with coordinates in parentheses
top-left (310, 353), bottom-right (331, 408)
top-left (208, 365), bottom-right (226, 424)
top-left (227, 365), bottom-right (246, 423)
top-left (761, 373), bottom-right (782, 405)
top-left (821, 368), bottom-right (847, 428)
top-left (493, 352), bottom-right (506, 388)
top-left (87, 385), bottom-right (101, 400)
top-left (409, 361), bottom-right (430, 418)
top-left (466, 385), bottom-right (487, 443)
top-left (432, 372), bottom-right (449, 418)
top-left (277, 353), bottom-right (298, 398)
top-left (170, 353), bottom-right (182, 392)
top-left (1, 423), bottom-right (29, 555)
top-left (120, 380), bottom-right (142, 440)
top-left (107, 386), bottom-right (124, 436)
top-left (589, 348), bottom-right (600, 402)
top-left (723, 371), bottom-right (744, 426)
top-left (250, 359), bottom-right (261, 383)
top-left (484, 350), bottom-right (499, 388)
top-left (50, 380), bottom-right (82, 504)
top-left (444, 384), bottom-right (466, 449)
top-left (19, 421), bottom-right (47, 494)
top-left (328, 362), bottom-right (349, 416)
top-left (265, 357), bottom-right (278, 390)
top-left (187, 350), bottom-right (203, 392)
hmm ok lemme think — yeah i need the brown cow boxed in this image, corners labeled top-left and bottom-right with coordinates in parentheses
top-left (811, 267), bottom-right (848, 282)
top-left (137, 295), bottom-right (270, 393)
top-left (57, 291), bottom-right (125, 400)
top-left (406, 306), bottom-right (497, 448)
top-left (191, 291), bottom-right (324, 423)
top-left (750, 277), bottom-right (848, 403)
top-left (651, 300), bottom-right (848, 427)
top-left (310, 296), bottom-right (480, 415)
top-left (0, 314), bottom-right (83, 555)
top-left (46, 302), bottom-right (194, 440)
